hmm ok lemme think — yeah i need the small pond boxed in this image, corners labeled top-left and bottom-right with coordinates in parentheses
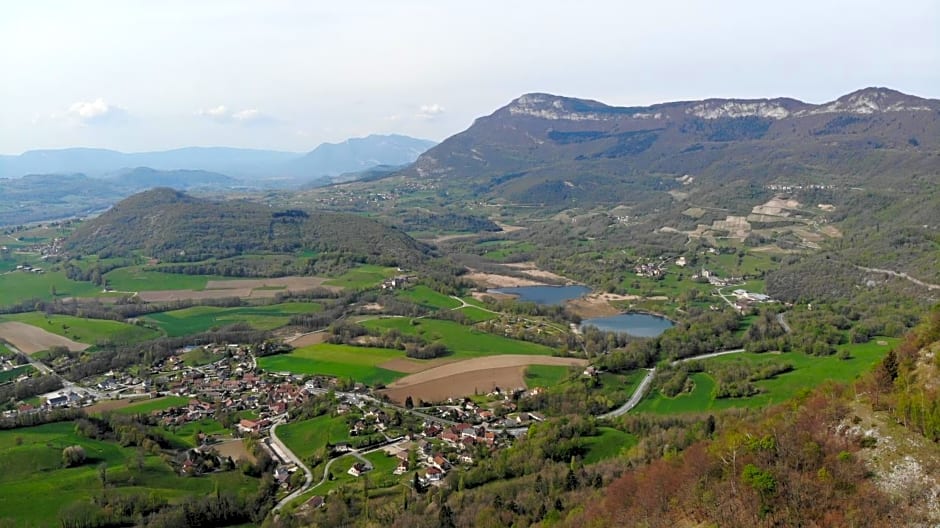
top-left (487, 285), bottom-right (591, 305)
top-left (581, 313), bottom-right (674, 338)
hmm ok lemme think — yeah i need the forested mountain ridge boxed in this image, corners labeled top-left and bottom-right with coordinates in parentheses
top-left (64, 188), bottom-right (431, 265)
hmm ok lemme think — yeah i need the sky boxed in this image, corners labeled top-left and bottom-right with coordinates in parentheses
top-left (1, 0), bottom-right (938, 154)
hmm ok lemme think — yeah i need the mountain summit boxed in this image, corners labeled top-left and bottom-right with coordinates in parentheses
top-left (402, 88), bottom-right (940, 205)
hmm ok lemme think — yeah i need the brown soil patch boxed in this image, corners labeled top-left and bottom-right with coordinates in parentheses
top-left (286, 332), bottom-right (328, 347)
top-left (138, 276), bottom-right (341, 303)
top-left (503, 262), bottom-right (573, 283)
top-left (494, 221), bottom-right (525, 233)
top-left (380, 355), bottom-right (587, 403)
top-left (378, 357), bottom-right (459, 374)
top-left (205, 276), bottom-right (331, 290)
top-left (86, 398), bottom-right (137, 414)
top-left (0, 321), bottom-right (90, 354)
top-left (470, 291), bottom-right (514, 302)
top-left (464, 271), bottom-right (545, 288)
top-left (566, 295), bottom-right (622, 318)
top-left (215, 438), bottom-right (256, 463)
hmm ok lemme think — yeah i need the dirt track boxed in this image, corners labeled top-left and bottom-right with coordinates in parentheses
top-left (0, 321), bottom-right (90, 354)
top-left (380, 355), bottom-right (587, 403)
top-left (137, 276), bottom-right (342, 302)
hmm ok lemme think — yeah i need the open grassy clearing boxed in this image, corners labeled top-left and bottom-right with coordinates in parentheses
top-left (114, 395), bottom-right (191, 415)
top-left (0, 422), bottom-right (259, 527)
top-left (583, 427), bottom-right (637, 464)
top-left (455, 306), bottom-right (499, 322)
top-left (524, 364), bottom-right (573, 388)
top-left (278, 414), bottom-right (351, 461)
top-left (146, 302), bottom-right (321, 337)
top-left (296, 450), bottom-right (403, 501)
top-left (0, 271), bottom-right (102, 306)
top-left (323, 264), bottom-right (397, 289)
top-left (397, 285), bottom-right (462, 310)
top-left (258, 343), bottom-right (405, 385)
top-left (104, 267), bottom-right (226, 291)
top-left (160, 418), bottom-right (229, 448)
top-left (636, 338), bottom-right (899, 414)
top-left (0, 312), bottom-right (160, 345)
top-left (363, 317), bottom-right (556, 358)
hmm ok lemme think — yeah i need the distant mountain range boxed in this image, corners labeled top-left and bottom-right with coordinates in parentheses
top-left (399, 87), bottom-right (940, 205)
top-left (0, 134), bottom-right (436, 181)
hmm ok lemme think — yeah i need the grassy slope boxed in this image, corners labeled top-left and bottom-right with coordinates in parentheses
top-left (114, 396), bottom-right (191, 415)
top-left (0, 422), bottom-right (258, 527)
top-left (146, 302), bottom-right (321, 337)
top-left (637, 338), bottom-right (898, 414)
top-left (524, 365), bottom-right (572, 388)
top-left (397, 285), bottom-right (462, 310)
top-left (0, 271), bottom-right (101, 306)
top-left (277, 414), bottom-right (351, 461)
top-left (363, 318), bottom-right (556, 357)
top-left (104, 267), bottom-right (226, 291)
top-left (258, 344), bottom-right (405, 385)
top-left (583, 427), bottom-right (637, 464)
top-left (0, 312), bottom-right (160, 344)
top-left (323, 265), bottom-right (397, 289)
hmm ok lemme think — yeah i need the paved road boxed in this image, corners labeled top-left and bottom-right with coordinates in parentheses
top-left (598, 347), bottom-right (749, 420)
top-left (270, 419), bottom-right (314, 512)
top-left (4, 342), bottom-right (104, 400)
top-left (598, 368), bottom-right (656, 419)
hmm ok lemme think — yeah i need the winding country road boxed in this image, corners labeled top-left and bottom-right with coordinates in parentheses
top-left (270, 419), bottom-right (314, 512)
top-left (598, 347), bottom-right (749, 419)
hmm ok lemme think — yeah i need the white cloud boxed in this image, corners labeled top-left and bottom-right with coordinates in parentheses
top-left (198, 105), bottom-right (275, 125)
top-left (199, 105), bottom-right (231, 122)
top-left (66, 98), bottom-right (126, 124)
top-left (416, 103), bottom-right (445, 119)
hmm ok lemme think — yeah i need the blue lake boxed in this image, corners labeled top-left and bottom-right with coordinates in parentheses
top-left (488, 285), bottom-right (591, 305)
top-left (581, 313), bottom-right (674, 337)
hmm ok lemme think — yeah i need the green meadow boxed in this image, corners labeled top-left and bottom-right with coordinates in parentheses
top-left (397, 285), bottom-right (462, 310)
top-left (146, 302), bottom-right (321, 337)
top-left (277, 414), bottom-right (352, 461)
top-left (104, 267), bottom-right (229, 292)
top-left (524, 365), bottom-right (573, 388)
top-left (0, 312), bottom-right (160, 345)
top-left (0, 271), bottom-right (101, 306)
top-left (0, 422), bottom-right (259, 527)
top-left (363, 317), bottom-right (556, 358)
top-left (258, 343), bottom-right (405, 385)
top-left (115, 396), bottom-right (191, 415)
top-left (583, 427), bottom-right (637, 464)
top-left (455, 306), bottom-right (499, 322)
top-left (323, 265), bottom-right (397, 289)
top-left (636, 338), bottom-right (898, 414)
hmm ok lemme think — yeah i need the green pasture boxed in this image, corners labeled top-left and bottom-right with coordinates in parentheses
top-left (104, 267), bottom-right (227, 292)
top-left (456, 306), bottom-right (499, 322)
top-left (115, 396), bottom-right (190, 415)
top-left (397, 285), bottom-right (462, 310)
top-left (524, 365), bottom-right (573, 388)
top-left (277, 414), bottom-right (352, 461)
top-left (583, 427), bottom-right (637, 464)
top-left (323, 265), bottom-right (397, 289)
top-left (363, 317), bottom-right (556, 358)
top-left (0, 312), bottom-right (160, 345)
top-left (636, 338), bottom-right (898, 414)
top-left (146, 302), bottom-right (321, 337)
top-left (0, 271), bottom-right (101, 306)
top-left (0, 422), bottom-right (259, 527)
top-left (258, 343), bottom-right (405, 385)
top-left (161, 418), bottom-right (229, 448)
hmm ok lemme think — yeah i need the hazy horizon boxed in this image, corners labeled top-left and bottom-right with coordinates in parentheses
top-left (2, 0), bottom-right (938, 155)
